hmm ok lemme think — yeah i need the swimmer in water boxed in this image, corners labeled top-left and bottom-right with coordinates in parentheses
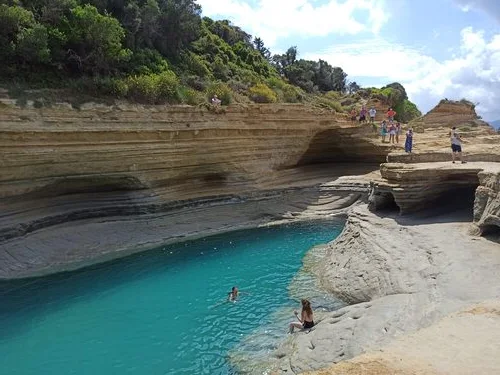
top-left (228, 286), bottom-right (239, 301)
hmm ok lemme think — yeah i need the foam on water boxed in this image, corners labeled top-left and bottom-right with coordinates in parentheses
top-left (0, 220), bottom-right (343, 375)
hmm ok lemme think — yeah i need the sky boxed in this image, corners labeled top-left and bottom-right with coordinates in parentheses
top-left (197, 0), bottom-right (500, 122)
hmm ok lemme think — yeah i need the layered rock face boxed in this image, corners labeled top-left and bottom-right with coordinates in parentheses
top-left (367, 162), bottom-right (500, 236)
top-left (0, 102), bottom-right (387, 278)
top-left (414, 99), bottom-right (479, 128)
top-left (0, 103), bottom-right (386, 200)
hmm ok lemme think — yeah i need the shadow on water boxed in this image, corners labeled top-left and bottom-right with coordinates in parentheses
top-left (0, 220), bottom-right (344, 343)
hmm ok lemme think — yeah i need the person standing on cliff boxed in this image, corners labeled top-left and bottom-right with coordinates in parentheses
top-left (359, 106), bottom-right (367, 123)
top-left (395, 122), bottom-right (402, 143)
top-left (369, 107), bottom-right (376, 123)
top-left (405, 128), bottom-right (413, 152)
top-left (450, 127), bottom-right (466, 164)
top-left (380, 121), bottom-right (388, 142)
top-left (350, 108), bottom-right (357, 122)
top-left (387, 107), bottom-right (396, 123)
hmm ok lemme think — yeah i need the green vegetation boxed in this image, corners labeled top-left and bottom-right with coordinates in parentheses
top-left (366, 83), bottom-right (422, 122)
top-left (0, 0), bottom-right (420, 121)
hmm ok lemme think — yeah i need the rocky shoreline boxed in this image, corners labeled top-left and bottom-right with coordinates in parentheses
top-left (0, 168), bottom-right (372, 279)
top-left (273, 192), bottom-right (500, 374)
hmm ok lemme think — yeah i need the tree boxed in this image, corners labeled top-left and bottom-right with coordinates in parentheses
top-left (253, 37), bottom-right (270, 60)
top-left (65, 4), bottom-right (130, 74)
top-left (272, 46), bottom-right (297, 75)
top-left (154, 0), bottom-right (202, 60)
top-left (347, 81), bottom-right (360, 94)
top-left (0, 4), bottom-right (50, 65)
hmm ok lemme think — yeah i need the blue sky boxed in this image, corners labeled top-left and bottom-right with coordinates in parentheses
top-left (197, 0), bottom-right (500, 122)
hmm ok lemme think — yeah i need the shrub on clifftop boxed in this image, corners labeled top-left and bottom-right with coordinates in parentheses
top-left (248, 83), bottom-right (277, 103)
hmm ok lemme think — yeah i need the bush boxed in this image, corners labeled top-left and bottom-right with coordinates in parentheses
top-left (125, 71), bottom-right (180, 104)
top-left (324, 91), bottom-right (342, 100)
top-left (94, 77), bottom-right (128, 97)
top-left (312, 96), bottom-right (342, 112)
top-left (126, 74), bottom-right (159, 103)
top-left (248, 83), bottom-right (277, 103)
top-left (157, 71), bottom-right (181, 102)
top-left (179, 86), bottom-right (205, 105)
top-left (206, 82), bottom-right (232, 105)
top-left (282, 84), bottom-right (303, 103)
top-left (127, 49), bottom-right (170, 75)
top-left (184, 75), bottom-right (207, 91)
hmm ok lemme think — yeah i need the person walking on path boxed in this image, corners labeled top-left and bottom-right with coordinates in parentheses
top-left (380, 121), bottom-right (388, 143)
top-left (450, 127), bottom-right (466, 164)
top-left (369, 107), bottom-right (377, 123)
top-left (405, 128), bottom-right (413, 152)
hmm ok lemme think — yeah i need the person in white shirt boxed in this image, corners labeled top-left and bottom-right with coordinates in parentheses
top-left (450, 127), bottom-right (466, 164)
top-left (369, 107), bottom-right (376, 123)
top-left (211, 94), bottom-right (222, 106)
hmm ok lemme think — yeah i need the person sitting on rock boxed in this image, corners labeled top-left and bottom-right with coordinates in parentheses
top-left (211, 94), bottom-right (222, 106)
top-left (405, 128), bottom-right (413, 153)
top-left (289, 299), bottom-right (314, 333)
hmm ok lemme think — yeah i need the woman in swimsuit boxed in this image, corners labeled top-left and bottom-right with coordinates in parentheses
top-left (289, 299), bottom-right (314, 333)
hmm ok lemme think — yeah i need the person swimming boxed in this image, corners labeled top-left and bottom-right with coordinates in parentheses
top-left (289, 299), bottom-right (314, 333)
top-left (228, 286), bottom-right (239, 301)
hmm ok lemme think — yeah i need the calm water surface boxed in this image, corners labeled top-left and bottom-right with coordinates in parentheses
top-left (0, 220), bottom-right (343, 375)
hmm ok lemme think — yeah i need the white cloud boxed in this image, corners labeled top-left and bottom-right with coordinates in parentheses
top-left (197, 0), bottom-right (389, 46)
top-left (304, 27), bottom-right (500, 121)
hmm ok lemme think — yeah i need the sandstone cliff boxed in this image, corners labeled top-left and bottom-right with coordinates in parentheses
top-left (0, 101), bottom-right (389, 278)
top-left (0, 102), bottom-right (387, 200)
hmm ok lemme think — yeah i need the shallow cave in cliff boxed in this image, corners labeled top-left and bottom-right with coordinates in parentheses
top-left (297, 129), bottom-right (387, 165)
top-left (418, 184), bottom-right (479, 220)
top-left (481, 224), bottom-right (500, 239)
top-left (371, 192), bottom-right (400, 213)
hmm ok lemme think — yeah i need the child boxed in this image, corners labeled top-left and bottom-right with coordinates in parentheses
top-left (380, 121), bottom-right (388, 143)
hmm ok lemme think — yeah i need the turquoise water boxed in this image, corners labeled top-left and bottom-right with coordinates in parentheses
top-left (0, 220), bottom-right (343, 375)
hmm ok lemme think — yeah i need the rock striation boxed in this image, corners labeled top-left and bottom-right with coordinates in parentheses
top-left (0, 102), bottom-right (386, 200)
top-left (367, 162), bottom-right (500, 236)
top-left (0, 101), bottom-right (387, 279)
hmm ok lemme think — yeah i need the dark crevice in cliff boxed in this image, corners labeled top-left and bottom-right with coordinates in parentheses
top-left (371, 192), bottom-right (400, 213)
top-left (481, 225), bottom-right (500, 239)
top-left (423, 185), bottom-right (478, 219)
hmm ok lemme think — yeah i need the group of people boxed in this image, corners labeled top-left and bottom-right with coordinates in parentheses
top-left (351, 106), bottom-right (377, 124)
top-left (227, 287), bottom-right (315, 333)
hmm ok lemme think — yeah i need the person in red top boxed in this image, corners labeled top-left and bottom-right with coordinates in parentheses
top-left (387, 108), bottom-right (396, 123)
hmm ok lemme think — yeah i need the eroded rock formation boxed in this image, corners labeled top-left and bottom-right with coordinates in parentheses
top-left (0, 101), bottom-right (387, 279)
